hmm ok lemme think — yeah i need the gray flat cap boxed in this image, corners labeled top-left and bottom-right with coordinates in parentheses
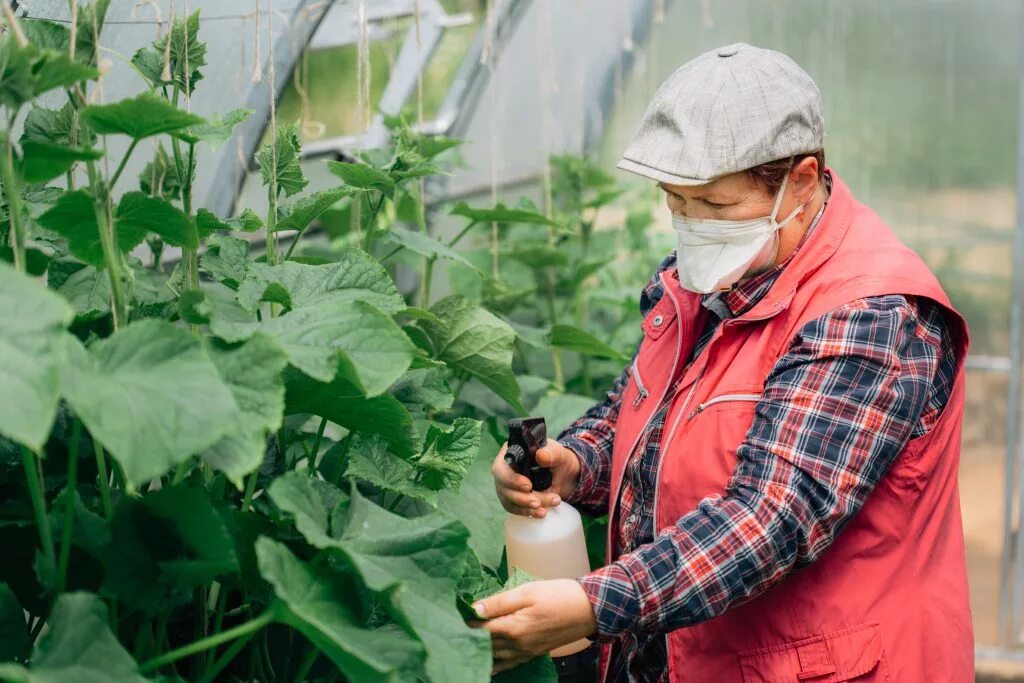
top-left (617, 42), bottom-right (824, 186)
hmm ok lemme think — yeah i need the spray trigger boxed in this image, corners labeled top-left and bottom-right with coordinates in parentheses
top-left (505, 417), bottom-right (553, 491)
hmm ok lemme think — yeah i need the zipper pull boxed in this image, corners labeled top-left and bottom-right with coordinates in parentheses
top-left (632, 387), bottom-right (649, 407)
top-left (686, 403), bottom-right (705, 421)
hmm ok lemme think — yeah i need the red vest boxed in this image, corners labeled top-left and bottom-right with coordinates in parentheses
top-left (602, 171), bottom-right (973, 682)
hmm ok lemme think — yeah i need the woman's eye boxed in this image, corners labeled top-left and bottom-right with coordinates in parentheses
top-left (703, 200), bottom-right (727, 209)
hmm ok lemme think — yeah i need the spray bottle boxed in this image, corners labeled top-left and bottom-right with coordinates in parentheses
top-left (503, 417), bottom-right (599, 680)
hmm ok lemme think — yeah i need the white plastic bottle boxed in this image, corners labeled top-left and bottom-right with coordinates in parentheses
top-left (504, 494), bottom-right (592, 656)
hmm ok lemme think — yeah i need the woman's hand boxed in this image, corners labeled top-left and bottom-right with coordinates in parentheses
top-left (491, 438), bottom-right (582, 517)
top-left (471, 579), bottom-right (598, 674)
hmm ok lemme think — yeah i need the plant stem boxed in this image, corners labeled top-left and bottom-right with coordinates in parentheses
top-left (420, 256), bottom-right (435, 308)
top-left (108, 139), bottom-right (138, 190)
top-left (0, 131), bottom-right (26, 272)
top-left (310, 417), bottom-right (328, 466)
top-left (94, 441), bottom-right (113, 518)
top-left (266, 188), bottom-right (279, 266)
top-left (360, 192), bottom-right (386, 252)
top-left (198, 631), bottom-right (255, 683)
top-left (240, 470), bottom-right (259, 513)
top-left (139, 610), bottom-right (274, 674)
top-left (58, 419), bottom-right (82, 592)
top-left (328, 432), bottom-right (353, 484)
top-left (21, 447), bottom-right (55, 567)
top-left (290, 645), bottom-right (319, 683)
top-left (447, 220), bottom-right (478, 248)
top-left (543, 275), bottom-right (564, 391)
top-left (91, 197), bottom-right (129, 328)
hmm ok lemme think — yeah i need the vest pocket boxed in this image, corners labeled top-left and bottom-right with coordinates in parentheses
top-left (736, 623), bottom-right (885, 683)
top-left (686, 392), bottom-right (761, 421)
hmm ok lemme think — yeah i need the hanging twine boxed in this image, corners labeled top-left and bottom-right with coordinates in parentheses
top-left (267, 0), bottom-right (279, 257)
top-left (132, 1), bottom-right (163, 39)
top-left (356, 0), bottom-right (370, 134)
top-left (68, 0), bottom-right (78, 59)
top-left (161, 0), bottom-right (174, 81)
top-left (251, 0), bottom-right (262, 82)
top-left (1, 0), bottom-right (28, 47)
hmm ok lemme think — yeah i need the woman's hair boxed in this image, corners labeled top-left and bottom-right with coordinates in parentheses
top-left (745, 149), bottom-right (825, 194)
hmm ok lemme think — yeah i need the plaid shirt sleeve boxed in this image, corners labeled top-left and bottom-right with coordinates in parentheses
top-left (557, 253), bottom-right (678, 516)
top-left (577, 294), bottom-right (950, 638)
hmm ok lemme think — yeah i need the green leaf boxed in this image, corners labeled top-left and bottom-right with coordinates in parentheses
top-left (22, 103), bottom-right (90, 146)
top-left (0, 593), bottom-right (146, 683)
top-left (0, 263), bottom-right (73, 451)
top-left (382, 226), bottom-right (482, 273)
top-left (237, 250), bottom-right (404, 314)
top-left (273, 187), bottom-right (352, 234)
top-left (176, 108), bottom-right (251, 148)
top-left (334, 488), bottom-right (491, 683)
top-left (438, 429), bottom-right (507, 570)
top-left (117, 191), bottom-right (197, 250)
top-left (449, 201), bottom-right (559, 226)
top-left (533, 392), bottom-right (600, 436)
top-left (56, 264), bottom-right (111, 321)
top-left (37, 190), bottom-right (147, 268)
top-left (256, 537), bottom-right (424, 682)
top-left (129, 47), bottom-right (164, 89)
top-left (60, 320), bottom-right (237, 485)
top-left (0, 37), bottom-right (98, 108)
top-left (81, 92), bottom-right (206, 139)
top-left (346, 434), bottom-right (437, 505)
top-left (493, 655), bottom-right (558, 683)
top-left (195, 207), bottom-right (263, 237)
top-left (199, 283), bottom-right (261, 343)
top-left (151, 10), bottom-right (207, 96)
top-left (104, 487), bottom-right (239, 613)
top-left (548, 324), bottom-right (628, 362)
top-left (138, 143), bottom-right (180, 200)
top-left (262, 301), bottom-right (414, 395)
top-left (422, 295), bottom-right (523, 413)
top-left (200, 334), bottom-right (287, 488)
top-left (285, 368), bottom-right (417, 458)
top-left (199, 234), bottom-right (250, 288)
top-left (0, 582), bottom-right (29, 662)
top-left (21, 19), bottom-right (70, 51)
top-left (267, 471), bottom-right (348, 549)
top-left (390, 366), bottom-right (453, 416)
top-left (414, 418), bottom-right (481, 492)
top-left (256, 121), bottom-right (307, 197)
top-left (327, 161), bottom-right (395, 196)
top-left (17, 141), bottom-right (103, 184)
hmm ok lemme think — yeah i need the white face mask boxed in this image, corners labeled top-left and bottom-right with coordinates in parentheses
top-left (671, 173), bottom-right (810, 294)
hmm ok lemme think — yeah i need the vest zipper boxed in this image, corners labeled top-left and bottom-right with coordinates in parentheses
top-left (630, 357), bottom-right (650, 407)
top-left (686, 393), bottom-right (761, 420)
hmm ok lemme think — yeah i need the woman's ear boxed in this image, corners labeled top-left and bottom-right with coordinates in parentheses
top-left (791, 156), bottom-right (820, 203)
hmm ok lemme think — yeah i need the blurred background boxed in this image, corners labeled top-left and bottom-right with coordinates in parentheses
top-left (22, 0), bottom-right (1021, 672)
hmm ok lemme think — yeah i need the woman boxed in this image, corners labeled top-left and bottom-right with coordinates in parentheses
top-left (479, 43), bottom-right (973, 681)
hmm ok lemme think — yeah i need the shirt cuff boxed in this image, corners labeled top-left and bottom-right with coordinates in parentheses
top-left (576, 563), bottom-right (642, 640)
top-left (558, 436), bottom-right (608, 514)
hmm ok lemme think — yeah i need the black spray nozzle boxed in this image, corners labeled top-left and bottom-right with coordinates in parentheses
top-left (505, 417), bottom-right (552, 491)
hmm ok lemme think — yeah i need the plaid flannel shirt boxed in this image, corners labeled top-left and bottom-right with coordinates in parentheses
top-left (557, 178), bottom-right (956, 682)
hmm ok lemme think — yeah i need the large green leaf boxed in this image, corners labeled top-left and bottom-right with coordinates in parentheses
top-left (0, 582), bottom-right (29, 663)
top-left (22, 103), bottom-right (90, 147)
top-left (261, 301), bottom-right (414, 395)
top-left (199, 234), bottom-right (250, 289)
top-left (334, 489), bottom-right (491, 683)
top-left (414, 418), bottom-right (481, 492)
top-left (548, 324), bottom-right (628, 362)
top-left (55, 264), bottom-right (111, 321)
top-left (60, 319), bottom-right (237, 485)
top-left (0, 263), bottom-right (73, 451)
top-left (0, 593), bottom-right (147, 683)
top-left (326, 161), bottom-right (395, 196)
top-left (195, 208), bottom-right (263, 238)
top-left (256, 537), bottom-right (424, 682)
top-left (0, 37), bottom-right (98, 108)
top-left (438, 428), bottom-right (507, 571)
top-left (267, 471), bottom-right (349, 549)
top-left (200, 334), bottom-right (287, 489)
top-left (256, 121), bottom-right (307, 197)
top-left (533, 392), bottom-right (600, 436)
top-left (37, 190), bottom-right (146, 268)
top-left (103, 487), bottom-right (239, 613)
top-left (201, 284), bottom-right (261, 343)
top-left (176, 108), bottom-right (251, 148)
top-left (238, 250), bottom-right (404, 314)
top-left (345, 434), bottom-right (437, 506)
top-left (154, 10), bottom-right (207, 96)
top-left (17, 141), bottom-right (102, 184)
top-left (116, 192), bottom-right (197, 250)
top-left (390, 366), bottom-right (453, 416)
top-left (273, 187), bottom-right (352, 234)
top-left (449, 201), bottom-right (558, 226)
top-left (81, 92), bottom-right (206, 139)
top-left (422, 295), bottom-right (523, 413)
top-left (382, 226), bottom-right (481, 273)
top-left (285, 368), bottom-right (417, 458)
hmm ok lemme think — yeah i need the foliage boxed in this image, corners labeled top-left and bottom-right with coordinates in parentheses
top-left (0, 7), bottom-right (657, 683)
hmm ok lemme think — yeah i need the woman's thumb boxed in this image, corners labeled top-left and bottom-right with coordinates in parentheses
top-left (535, 443), bottom-right (565, 467)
